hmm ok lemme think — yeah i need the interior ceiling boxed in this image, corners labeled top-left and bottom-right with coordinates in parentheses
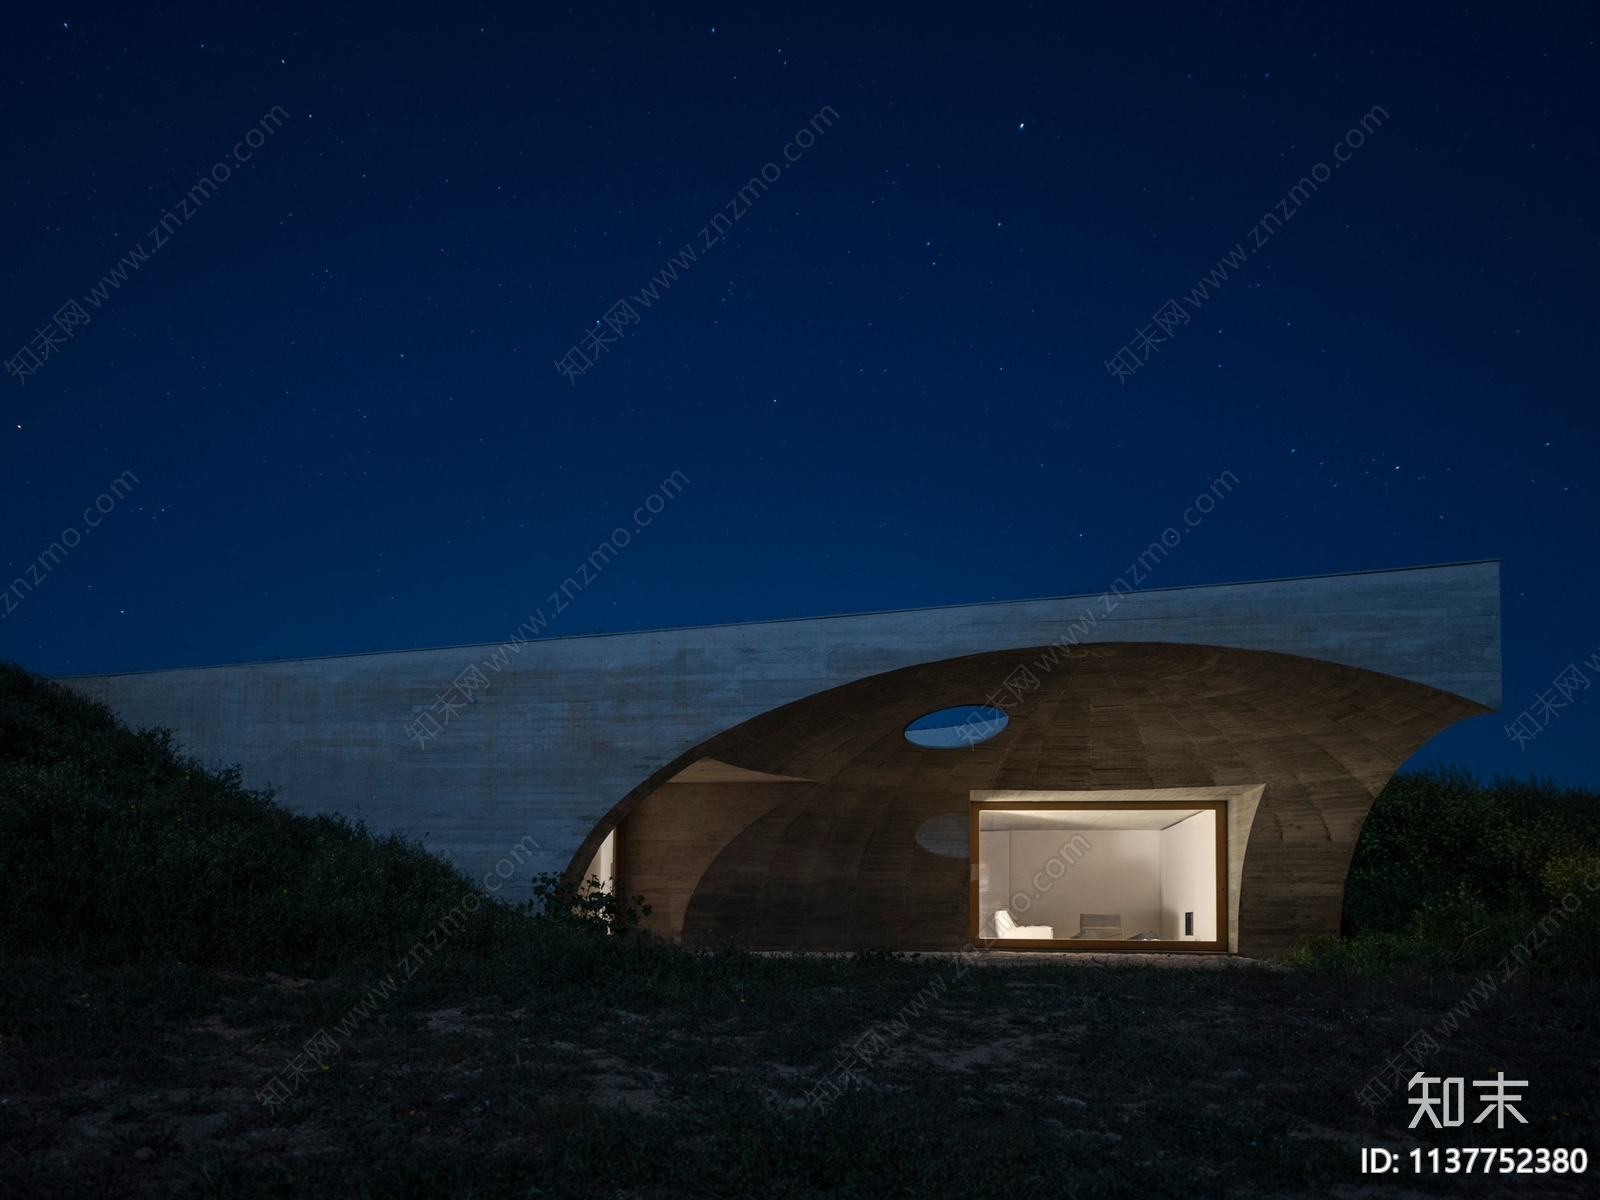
top-left (979, 808), bottom-right (1205, 832)
top-left (974, 786), bottom-right (1257, 805)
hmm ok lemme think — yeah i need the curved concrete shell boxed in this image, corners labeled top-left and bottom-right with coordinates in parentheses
top-left (624, 643), bottom-right (1486, 956)
top-left (61, 561), bottom-right (1499, 956)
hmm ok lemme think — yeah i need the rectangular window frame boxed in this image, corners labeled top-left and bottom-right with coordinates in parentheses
top-left (968, 798), bottom-right (1229, 953)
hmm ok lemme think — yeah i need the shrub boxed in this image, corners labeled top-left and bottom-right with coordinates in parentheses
top-left (529, 871), bottom-right (652, 932)
top-left (1293, 768), bottom-right (1600, 976)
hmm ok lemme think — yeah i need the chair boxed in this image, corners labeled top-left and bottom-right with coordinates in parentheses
top-left (992, 909), bottom-right (1053, 939)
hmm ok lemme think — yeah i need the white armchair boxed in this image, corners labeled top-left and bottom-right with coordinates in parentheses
top-left (992, 909), bottom-right (1053, 939)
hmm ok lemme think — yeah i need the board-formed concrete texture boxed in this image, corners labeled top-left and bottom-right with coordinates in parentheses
top-left (62, 561), bottom-right (1499, 955)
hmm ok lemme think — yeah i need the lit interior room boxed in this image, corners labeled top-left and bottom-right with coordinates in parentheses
top-left (584, 829), bottom-right (616, 896)
top-left (974, 804), bottom-right (1222, 947)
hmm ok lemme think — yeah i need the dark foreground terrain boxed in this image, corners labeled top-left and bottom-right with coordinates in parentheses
top-left (2, 663), bottom-right (1597, 1197)
top-left (2, 952), bottom-right (1597, 1198)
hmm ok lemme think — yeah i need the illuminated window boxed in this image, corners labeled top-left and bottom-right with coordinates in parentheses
top-left (972, 801), bottom-right (1225, 949)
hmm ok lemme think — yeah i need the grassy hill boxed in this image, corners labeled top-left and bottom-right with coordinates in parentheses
top-left (0, 661), bottom-right (520, 970)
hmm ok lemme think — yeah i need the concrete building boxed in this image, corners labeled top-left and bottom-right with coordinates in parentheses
top-left (63, 560), bottom-right (1500, 957)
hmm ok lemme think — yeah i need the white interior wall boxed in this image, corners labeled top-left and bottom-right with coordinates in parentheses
top-left (1003, 829), bottom-right (1161, 937)
top-left (584, 828), bottom-right (616, 893)
top-left (1159, 810), bottom-right (1215, 940)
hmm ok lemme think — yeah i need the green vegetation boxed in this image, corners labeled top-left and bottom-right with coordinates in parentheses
top-left (0, 661), bottom-right (524, 970)
top-left (1291, 768), bottom-right (1600, 977)
top-left (2, 661), bottom-right (1597, 1197)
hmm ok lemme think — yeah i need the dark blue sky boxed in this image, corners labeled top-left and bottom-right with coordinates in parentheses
top-left (4, 3), bottom-right (1596, 784)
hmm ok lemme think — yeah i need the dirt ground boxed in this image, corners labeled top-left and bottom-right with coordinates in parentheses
top-left (2, 953), bottom-right (1595, 1198)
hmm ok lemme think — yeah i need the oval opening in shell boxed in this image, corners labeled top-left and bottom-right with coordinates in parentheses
top-left (903, 704), bottom-right (1009, 749)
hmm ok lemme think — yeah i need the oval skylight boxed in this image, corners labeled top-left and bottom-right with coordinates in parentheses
top-left (904, 704), bottom-right (1009, 749)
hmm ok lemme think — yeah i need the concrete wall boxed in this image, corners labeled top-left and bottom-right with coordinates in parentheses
top-left (59, 562), bottom-right (1500, 894)
top-left (977, 835), bottom-right (1008, 938)
top-left (623, 781), bottom-right (810, 941)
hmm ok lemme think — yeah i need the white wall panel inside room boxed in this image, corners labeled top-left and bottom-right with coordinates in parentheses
top-left (1159, 810), bottom-right (1216, 940)
top-left (1008, 829), bottom-right (1161, 937)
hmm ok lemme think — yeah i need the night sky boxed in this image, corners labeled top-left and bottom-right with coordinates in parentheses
top-left (4, 4), bottom-right (1596, 785)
